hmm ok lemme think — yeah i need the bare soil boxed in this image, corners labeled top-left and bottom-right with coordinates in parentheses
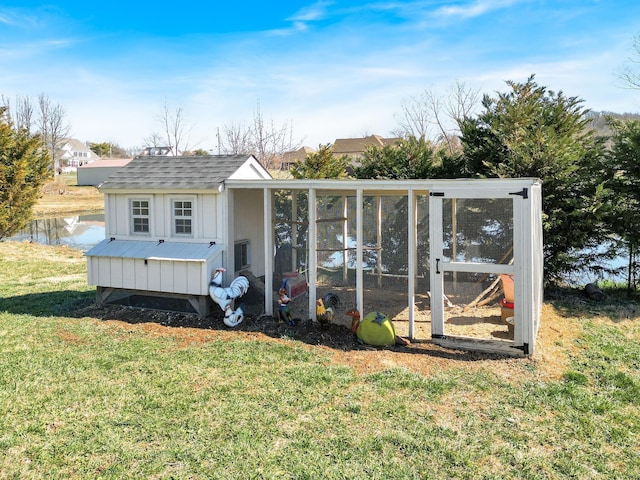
top-left (73, 296), bottom-right (578, 384)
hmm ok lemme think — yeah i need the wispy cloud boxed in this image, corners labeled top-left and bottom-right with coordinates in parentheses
top-left (288, 0), bottom-right (334, 22)
top-left (433, 0), bottom-right (521, 19)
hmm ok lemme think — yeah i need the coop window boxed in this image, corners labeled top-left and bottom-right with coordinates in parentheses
top-left (173, 200), bottom-right (193, 236)
top-left (235, 240), bottom-right (250, 271)
top-left (130, 199), bottom-right (150, 234)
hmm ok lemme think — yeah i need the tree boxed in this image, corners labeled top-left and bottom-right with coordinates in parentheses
top-left (620, 34), bottom-right (640, 90)
top-left (394, 80), bottom-right (480, 155)
top-left (290, 144), bottom-right (350, 179)
top-left (220, 101), bottom-right (300, 170)
top-left (159, 100), bottom-right (191, 155)
top-left (0, 107), bottom-right (51, 239)
top-left (457, 76), bottom-right (609, 283)
top-left (36, 93), bottom-right (70, 172)
top-left (89, 142), bottom-right (128, 158)
top-left (1, 95), bottom-right (35, 132)
top-left (607, 118), bottom-right (640, 295)
top-left (219, 121), bottom-right (252, 155)
top-left (353, 135), bottom-right (441, 179)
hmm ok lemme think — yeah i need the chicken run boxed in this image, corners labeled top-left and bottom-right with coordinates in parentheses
top-left (256, 180), bottom-right (542, 356)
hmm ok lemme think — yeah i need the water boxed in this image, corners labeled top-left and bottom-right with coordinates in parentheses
top-left (8, 213), bottom-right (105, 251)
top-left (6, 214), bottom-right (631, 285)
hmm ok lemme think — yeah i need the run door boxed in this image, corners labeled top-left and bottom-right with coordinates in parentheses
top-left (428, 184), bottom-right (534, 356)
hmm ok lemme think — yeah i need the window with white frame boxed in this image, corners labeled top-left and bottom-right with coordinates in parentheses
top-left (131, 199), bottom-right (150, 234)
top-left (173, 199), bottom-right (193, 236)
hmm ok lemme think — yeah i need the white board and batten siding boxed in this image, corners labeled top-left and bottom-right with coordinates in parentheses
top-left (104, 192), bottom-right (224, 242)
top-left (87, 240), bottom-right (223, 295)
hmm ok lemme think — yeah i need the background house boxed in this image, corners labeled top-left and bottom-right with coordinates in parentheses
top-left (332, 135), bottom-right (401, 166)
top-left (59, 138), bottom-right (102, 170)
top-left (277, 146), bottom-right (315, 171)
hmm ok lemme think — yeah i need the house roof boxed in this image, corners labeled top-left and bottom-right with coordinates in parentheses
top-left (77, 158), bottom-right (132, 169)
top-left (281, 146), bottom-right (315, 163)
top-left (61, 138), bottom-right (93, 152)
top-left (332, 135), bottom-right (401, 156)
top-left (99, 154), bottom-right (271, 190)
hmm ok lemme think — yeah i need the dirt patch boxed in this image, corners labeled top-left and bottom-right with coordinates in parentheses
top-left (73, 296), bottom-right (579, 383)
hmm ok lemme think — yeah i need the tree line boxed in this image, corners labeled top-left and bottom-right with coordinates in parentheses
top-left (2, 34), bottom-right (639, 289)
top-left (292, 76), bottom-right (640, 293)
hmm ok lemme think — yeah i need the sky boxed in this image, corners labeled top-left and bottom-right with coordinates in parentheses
top-left (1, 0), bottom-right (639, 152)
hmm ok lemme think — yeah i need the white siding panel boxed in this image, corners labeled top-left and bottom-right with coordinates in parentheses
top-left (187, 262), bottom-right (204, 295)
top-left (87, 257), bottom-right (98, 285)
top-left (110, 258), bottom-right (123, 288)
top-left (148, 261), bottom-right (161, 291)
top-left (98, 258), bottom-right (111, 286)
top-left (201, 195), bottom-right (219, 239)
top-left (160, 261), bottom-right (174, 292)
top-left (115, 195), bottom-right (129, 236)
top-left (134, 260), bottom-right (148, 291)
top-left (122, 258), bottom-right (137, 289)
top-left (173, 262), bottom-right (188, 293)
top-left (106, 194), bottom-right (121, 236)
top-left (155, 194), bottom-right (166, 237)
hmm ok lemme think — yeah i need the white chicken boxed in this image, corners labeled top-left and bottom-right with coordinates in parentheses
top-left (209, 267), bottom-right (250, 327)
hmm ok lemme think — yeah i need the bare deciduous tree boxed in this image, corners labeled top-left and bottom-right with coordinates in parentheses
top-left (220, 100), bottom-right (301, 170)
top-left (394, 80), bottom-right (480, 155)
top-left (394, 91), bottom-right (433, 139)
top-left (620, 34), bottom-right (640, 90)
top-left (37, 93), bottom-right (71, 172)
top-left (143, 132), bottom-right (164, 148)
top-left (250, 101), bottom-right (299, 170)
top-left (220, 121), bottom-right (252, 155)
top-left (159, 100), bottom-right (192, 155)
top-left (1, 95), bottom-right (36, 133)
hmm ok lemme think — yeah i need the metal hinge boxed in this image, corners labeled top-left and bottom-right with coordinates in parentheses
top-left (430, 192), bottom-right (445, 197)
top-left (509, 188), bottom-right (528, 199)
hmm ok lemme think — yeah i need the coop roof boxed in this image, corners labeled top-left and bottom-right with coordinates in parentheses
top-left (98, 154), bottom-right (270, 191)
top-left (86, 239), bottom-right (223, 262)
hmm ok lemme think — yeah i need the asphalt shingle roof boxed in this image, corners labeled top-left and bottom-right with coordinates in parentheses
top-left (99, 155), bottom-right (255, 190)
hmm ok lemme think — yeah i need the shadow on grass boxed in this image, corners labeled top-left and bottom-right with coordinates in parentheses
top-left (545, 286), bottom-right (640, 322)
top-left (0, 290), bottom-right (96, 317)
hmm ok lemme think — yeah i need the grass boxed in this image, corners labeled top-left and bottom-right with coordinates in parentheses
top-left (34, 173), bottom-right (104, 218)
top-left (1, 242), bottom-right (640, 479)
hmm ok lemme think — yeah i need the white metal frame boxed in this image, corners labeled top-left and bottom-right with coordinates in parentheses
top-left (227, 178), bottom-right (543, 356)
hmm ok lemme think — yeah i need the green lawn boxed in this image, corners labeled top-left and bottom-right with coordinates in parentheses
top-left (1, 241), bottom-right (639, 479)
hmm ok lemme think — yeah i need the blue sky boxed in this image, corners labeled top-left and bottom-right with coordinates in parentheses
top-left (1, 1), bottom-right (639, 151)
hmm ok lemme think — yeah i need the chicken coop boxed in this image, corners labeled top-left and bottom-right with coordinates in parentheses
top-left (226, 178), bottom-right (543, 356)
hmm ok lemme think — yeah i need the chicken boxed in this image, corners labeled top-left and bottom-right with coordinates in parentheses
top-left (209, 267), bottom-right (250, 327)
top-left (316, 298), bottom-right (334, 326)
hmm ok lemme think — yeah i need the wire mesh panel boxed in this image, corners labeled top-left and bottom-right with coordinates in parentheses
top-left (273, 190), bottom-right (309, 309)
top-left (315, 193), bottom-right (356, 328)
top-left (440, 197), bottom-right (515, 341)
top-left (358, 194), bottom-right (411, 332)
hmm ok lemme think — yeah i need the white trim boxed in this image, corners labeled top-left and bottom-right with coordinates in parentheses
top-left (129, 197), bottom-right (152, 236)
top-left (171, 196), bottom-right (196, 238)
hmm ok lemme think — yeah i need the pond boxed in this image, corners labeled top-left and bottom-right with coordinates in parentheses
top-left (8, 213), bottom-right (105, 251)
top-left (6, 213), bottom-right (630, 286)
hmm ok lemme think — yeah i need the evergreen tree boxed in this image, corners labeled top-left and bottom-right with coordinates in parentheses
top-left (0, 107), bottom-right (51, 240)
top-left (353, 136), bottom-right (440, 179)
top-left (607, 118), bottom-right (640, 294)
top-left (457, 76), bottom-right (609, 283)
top-left (290, 144), bottom-right (350, 179)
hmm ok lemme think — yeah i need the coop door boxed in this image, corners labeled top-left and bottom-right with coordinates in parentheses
top-left (429, 187), bottom-right (523, 351)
